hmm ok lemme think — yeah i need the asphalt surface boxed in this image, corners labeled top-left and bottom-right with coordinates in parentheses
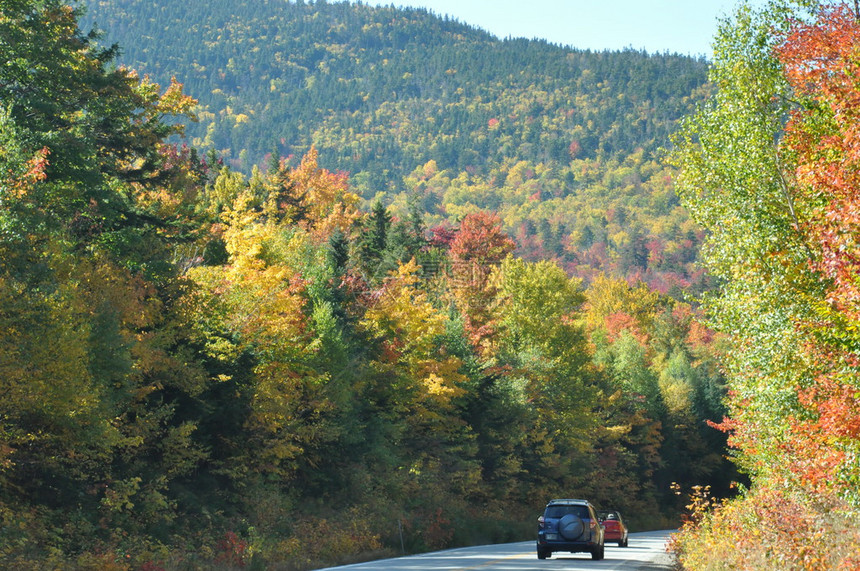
top-left (319, 530), bottom-right (678, 571)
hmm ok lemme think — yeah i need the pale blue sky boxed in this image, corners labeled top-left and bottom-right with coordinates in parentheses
top-left (358, 0), bottom-right (762, 57)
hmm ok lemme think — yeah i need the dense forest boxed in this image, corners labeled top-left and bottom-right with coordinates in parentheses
top-left (0, 1), bottom-right (738, 569)
top-left (80, 0), bottom-right (711, 293)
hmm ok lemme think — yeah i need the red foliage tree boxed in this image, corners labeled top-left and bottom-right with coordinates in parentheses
top-left (774, 2), bottom-right (860, 493)
top-left (778, 3), bottom-right (860, 319)
top-left (447, 211), bottom-right (515, 351)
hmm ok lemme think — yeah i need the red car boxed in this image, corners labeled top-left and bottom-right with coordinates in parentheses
top-left (598, 510), bottom-right (629, 547)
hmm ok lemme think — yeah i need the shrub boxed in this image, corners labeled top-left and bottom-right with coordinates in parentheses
top-left (670, 485), bottom-right (860, 570)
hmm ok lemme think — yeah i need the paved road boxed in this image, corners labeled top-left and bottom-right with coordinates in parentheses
top-left (320, 530), bottom-right (677, 571)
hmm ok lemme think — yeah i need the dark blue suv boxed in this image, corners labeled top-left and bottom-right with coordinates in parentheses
top-left (536, 499), bottom-right (605, 560)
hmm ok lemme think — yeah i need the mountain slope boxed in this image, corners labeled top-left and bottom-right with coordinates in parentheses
top-left (83, 0), bottom-right (706, 171)
top-left (81, 0), bottom-right (711, 288)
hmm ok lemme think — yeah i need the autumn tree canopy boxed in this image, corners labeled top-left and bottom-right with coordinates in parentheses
top-left (671, 1), bottom-right (860, 567)
top-left (0, 1), bottom-right (735, 568)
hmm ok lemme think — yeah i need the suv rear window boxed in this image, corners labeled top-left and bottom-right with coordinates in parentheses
top-left (545, 505), bottom-right (590, 519)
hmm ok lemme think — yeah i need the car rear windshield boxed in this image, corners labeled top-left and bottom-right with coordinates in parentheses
top-left (545, 505), bottom-right (590, 519)
top-left (599, 511), bottom-right (619, 520)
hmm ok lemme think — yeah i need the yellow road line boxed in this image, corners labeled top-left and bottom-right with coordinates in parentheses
top-left (453, 552), bottom-right (534, 570)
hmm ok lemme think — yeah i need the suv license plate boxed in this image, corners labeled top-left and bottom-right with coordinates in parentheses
top-left (546, 533), bottom-right (558, 540)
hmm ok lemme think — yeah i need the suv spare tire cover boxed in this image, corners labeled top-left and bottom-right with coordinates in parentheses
top-left (558, 514), bottom-right (585, 540)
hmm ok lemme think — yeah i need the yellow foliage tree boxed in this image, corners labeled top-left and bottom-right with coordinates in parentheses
top-left (287, 146), bottom-right (360, 239)
top-left (361, 259), bottom-right (466, 407)
top-left (189, 187), bottom-right (330, 477)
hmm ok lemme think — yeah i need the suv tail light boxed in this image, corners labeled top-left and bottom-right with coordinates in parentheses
top-left (537, 515), bottom-right (545, 529)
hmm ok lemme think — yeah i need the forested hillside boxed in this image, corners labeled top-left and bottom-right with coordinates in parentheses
top-left (0, 1), bottom-right (735, 568)
top-left (81, 0), bottom-right (711, 291)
